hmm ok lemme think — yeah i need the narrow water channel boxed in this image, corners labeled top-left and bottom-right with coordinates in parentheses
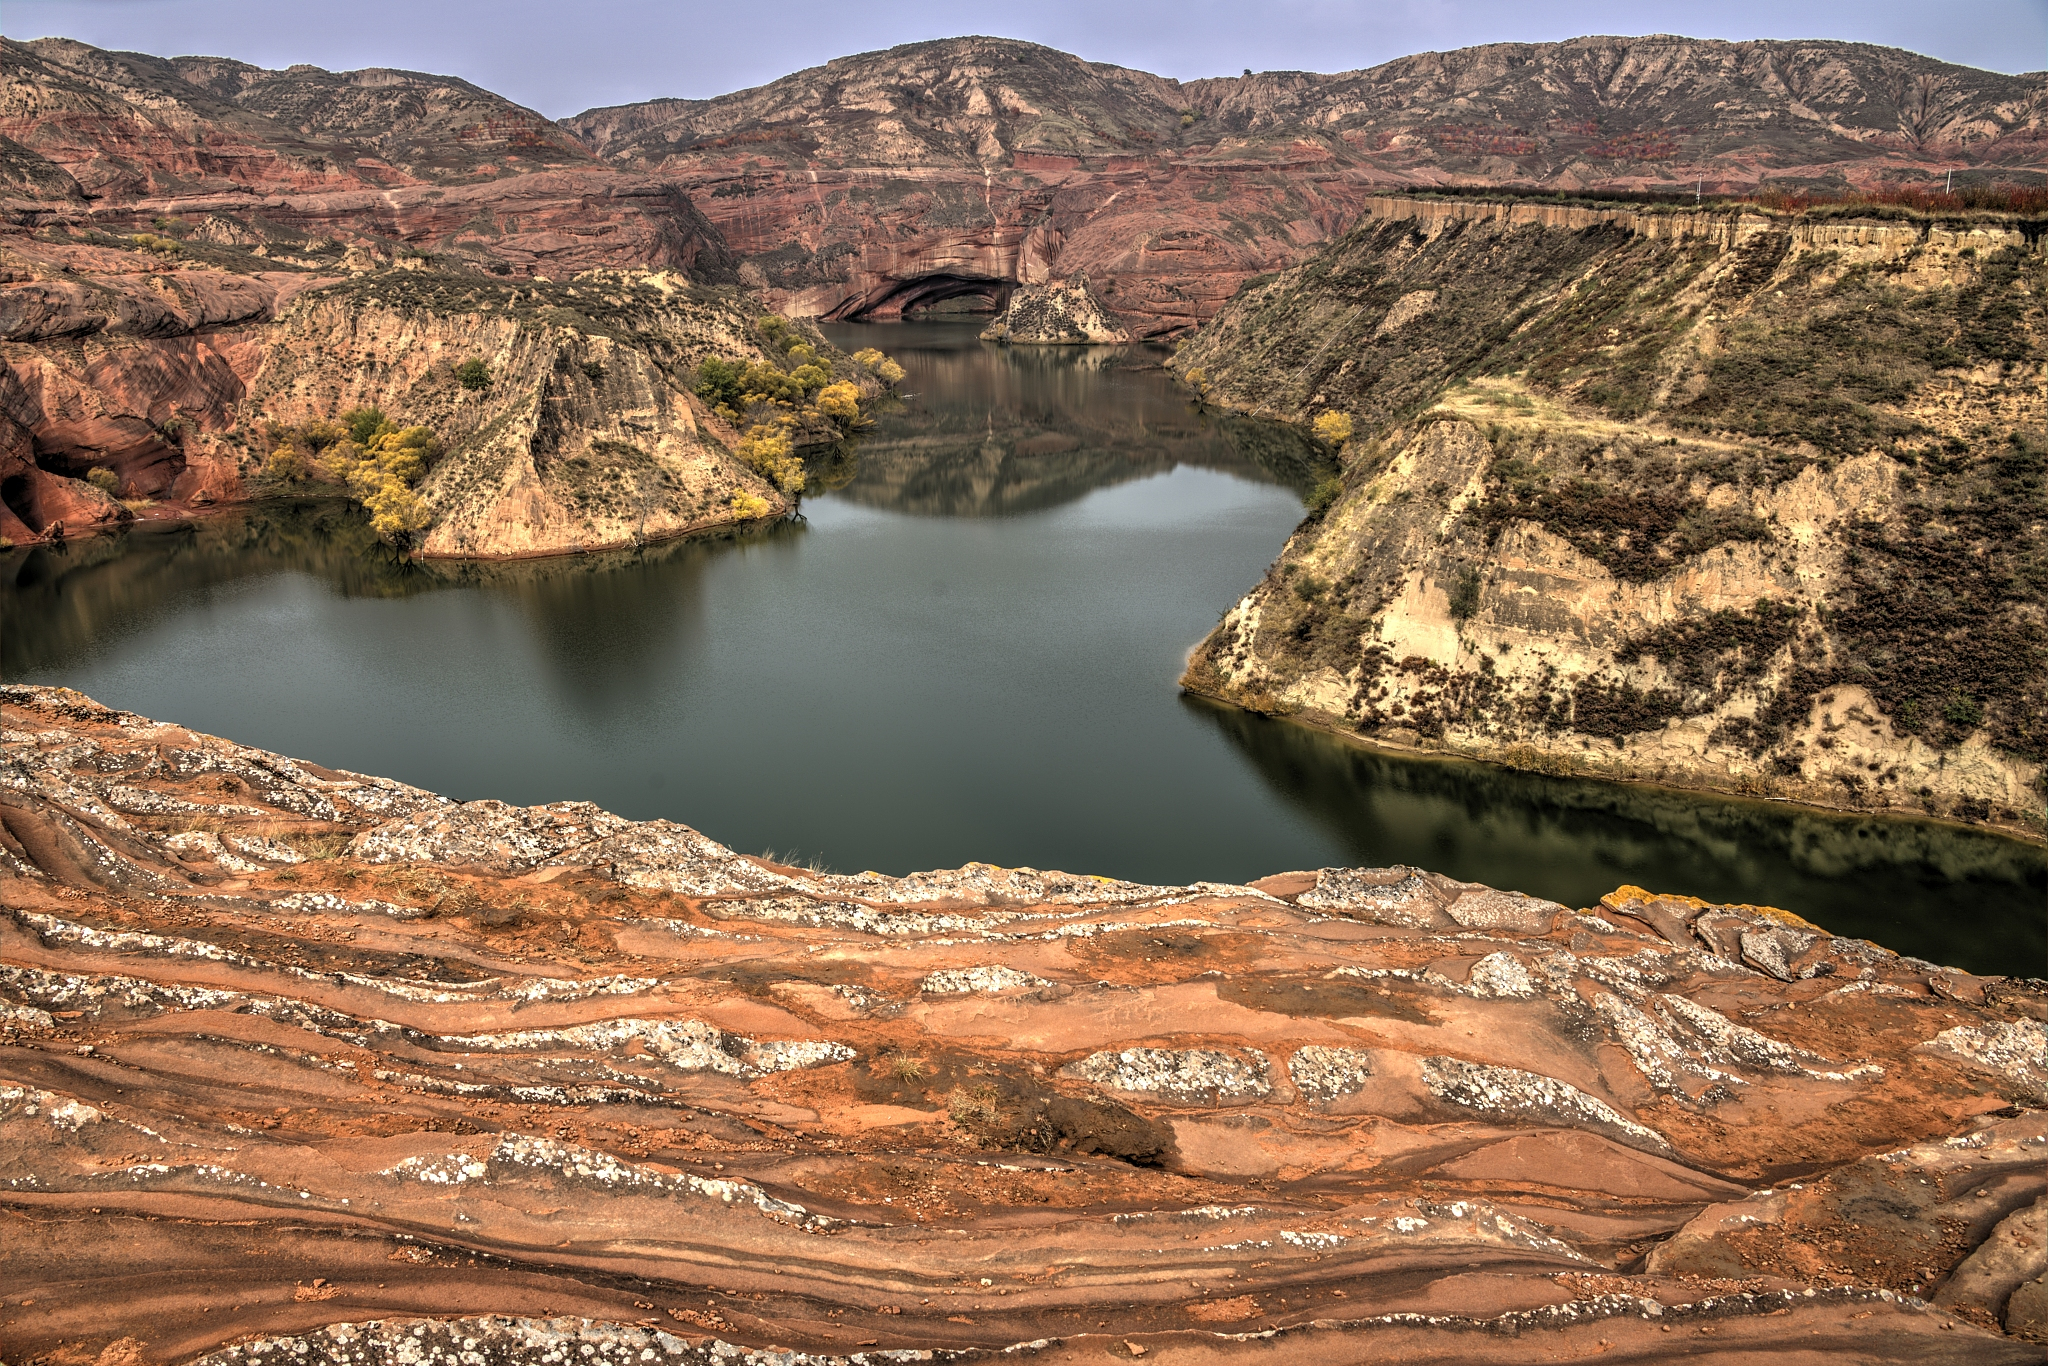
top-left (3, 320), bottom-right (2041, 975)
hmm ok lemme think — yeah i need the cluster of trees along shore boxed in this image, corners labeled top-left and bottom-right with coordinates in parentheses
top-left (258, 317), bottom-right (906, 544)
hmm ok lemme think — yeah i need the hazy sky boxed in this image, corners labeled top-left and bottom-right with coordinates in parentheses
top-left (8, 0), bottom-right (2042, 117)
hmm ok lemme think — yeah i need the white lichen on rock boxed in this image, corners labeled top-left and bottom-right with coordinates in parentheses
top-left (1920, 1020), bottom-right (2048, 1088)
top-left (1295, 867), bottom-right (1445, 926)
top-left (1420, 1055), bottom-right (1670, 1150)
top-left (1288, 1045), bottom-right (1375, 1101)
top-left (1466, 952), bottom-right (1537, 998)
top-left (436, 1017), bottom-right (853, 1078)
top-left (1064, 1047), bottom-right (1271, 1103)
top-left (921, 965), bottom-right (1051, 994)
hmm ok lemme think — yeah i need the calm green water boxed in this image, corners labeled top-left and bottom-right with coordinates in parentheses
top-left (3, 321), bottom-right (2041, 975)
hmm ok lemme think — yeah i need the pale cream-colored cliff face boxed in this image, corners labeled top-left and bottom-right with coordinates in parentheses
top-left (1176, 199), bottom-right (2048, 833)
top-left (1209, 421), bottom-right (2039, 821)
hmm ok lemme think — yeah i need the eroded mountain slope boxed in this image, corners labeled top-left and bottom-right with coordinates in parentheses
top-left (0, 225), bottom-right (856, 555)
top-left (0, 37), bottom-right (735, 279)
top-left (1171, 197), bottom-right (2047, 832)
top-left (565, 35), bottom-right (2047, 331)
top-left (1, 684), bottom-right (2044, 1363)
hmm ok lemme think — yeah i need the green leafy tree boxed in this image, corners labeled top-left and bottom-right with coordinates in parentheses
top-left (454, 359), bottom-right (492, 391)
top-left (85, 467), bottom-right (120, 494)
top-left (342, 407), bottom-right (391, 445)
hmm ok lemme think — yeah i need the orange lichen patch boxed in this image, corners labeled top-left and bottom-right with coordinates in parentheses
top-left (1601, 884), bottom-right (1821, 932)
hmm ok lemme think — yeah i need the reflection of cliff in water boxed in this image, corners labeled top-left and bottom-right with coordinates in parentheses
top-left (418, 517), bottom-right (802, 712)
top-left (819, 321), bottom-right (1320, 517)
top-left (1, 500), bottom-right (798, 687)
top-left (1191, 697), bottom-right (2046, 976)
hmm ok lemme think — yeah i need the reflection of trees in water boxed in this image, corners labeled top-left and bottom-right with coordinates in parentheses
top-left (1190, 696), bottom-right (2046, 975)
top-left (818, 322), bottom-right (1320, 517)
top-left (2, 501), bottom-right (418, 676)
top-left (2, 500), bottom-right (798, 691)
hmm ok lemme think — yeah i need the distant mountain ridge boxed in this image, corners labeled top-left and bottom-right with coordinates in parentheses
top-left (0, 31), bottom-right (2042, 331)
top-left (568, 33), bottom-right (2045, 178)
top-left (556, 34), bottom-right (2045, 331)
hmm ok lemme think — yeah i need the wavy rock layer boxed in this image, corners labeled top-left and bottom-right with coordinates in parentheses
top-left (1171, 196), bottom-right (2047, 832)
top-left (1, 683), bottom-right (2043, 1363)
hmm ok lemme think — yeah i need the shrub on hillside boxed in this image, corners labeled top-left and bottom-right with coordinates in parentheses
top-left (815, 381), bottom-right (861, 426)
top-left (1313, 411), bottom-right (1354, 447)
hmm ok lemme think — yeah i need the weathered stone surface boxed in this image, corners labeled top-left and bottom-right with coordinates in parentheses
top-left (1, 682), bottom-right (2042, 1362)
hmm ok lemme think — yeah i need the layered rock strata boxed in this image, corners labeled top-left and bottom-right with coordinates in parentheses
top-left (568, 35), bottom-right (2047, 333)
top-left (980, 279), bottom-right (1129, 345)
top-left (0, 38), bottom-right (736, 281)
top-left (2, 683), bottom-right (2044, 1362)
top-left (1171, 196), bottom-right (2047, 833)
top-left (0, 223), bottom-right (839, 554)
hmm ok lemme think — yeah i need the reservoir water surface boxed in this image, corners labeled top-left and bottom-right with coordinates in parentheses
top-left (4, 320), bottom-right (2041, 975)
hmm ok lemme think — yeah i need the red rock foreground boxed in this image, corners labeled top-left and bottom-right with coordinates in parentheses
top-left (2, 684), bottom-right (2044, 1364)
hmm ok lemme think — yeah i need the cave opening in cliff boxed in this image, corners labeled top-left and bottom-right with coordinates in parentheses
top-left (849, 273), bottom-right (1008, 320)
top-left (1, 473), bottom-right (41, 534)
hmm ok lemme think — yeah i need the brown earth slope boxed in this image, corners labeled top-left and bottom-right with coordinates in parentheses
top-left (565, 35), bottom-right (2048, 333)
top-left (1169, 196), bottom-right (2048, 835)
top-left (2, 683), bottom-right (2045, 1362)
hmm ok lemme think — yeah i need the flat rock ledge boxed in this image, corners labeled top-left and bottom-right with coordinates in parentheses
top-left (1, 682), bottom-right (2044, 1365)
top-left (980, 278), bottom-right (1130, 344)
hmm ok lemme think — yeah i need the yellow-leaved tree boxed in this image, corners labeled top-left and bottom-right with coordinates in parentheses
top-left (737, 419), bottom-right (803, 494)
top-left (1312, 411), bottom-right (1354, 447)
top-left (331, 423), bottom-right (439, 542)
top-left (815, 381), bottom-right (861, 427)
top-left (852, 347), bottom-right (906, 387)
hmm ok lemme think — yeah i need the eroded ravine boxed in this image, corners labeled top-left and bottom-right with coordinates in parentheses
top-left (1, 683), bottom-right (2043, 1363)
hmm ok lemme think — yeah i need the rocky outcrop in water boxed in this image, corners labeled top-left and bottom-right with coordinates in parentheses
top-left (980, 279), bottom-right (1129, 345)
top-left (2, 682), bottom-right (2043, 1362)
top-left (1170, 196), bottom-right (2047, 834)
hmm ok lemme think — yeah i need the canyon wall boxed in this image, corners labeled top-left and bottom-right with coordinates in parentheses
top-left (565, 35), bottom-right (2047, 334)
top-left (1171, 198), bottom-right (2047, 834)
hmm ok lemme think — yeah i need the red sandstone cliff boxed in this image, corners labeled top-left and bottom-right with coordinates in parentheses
top-left (564, 35), bottom-right (2048, 334)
